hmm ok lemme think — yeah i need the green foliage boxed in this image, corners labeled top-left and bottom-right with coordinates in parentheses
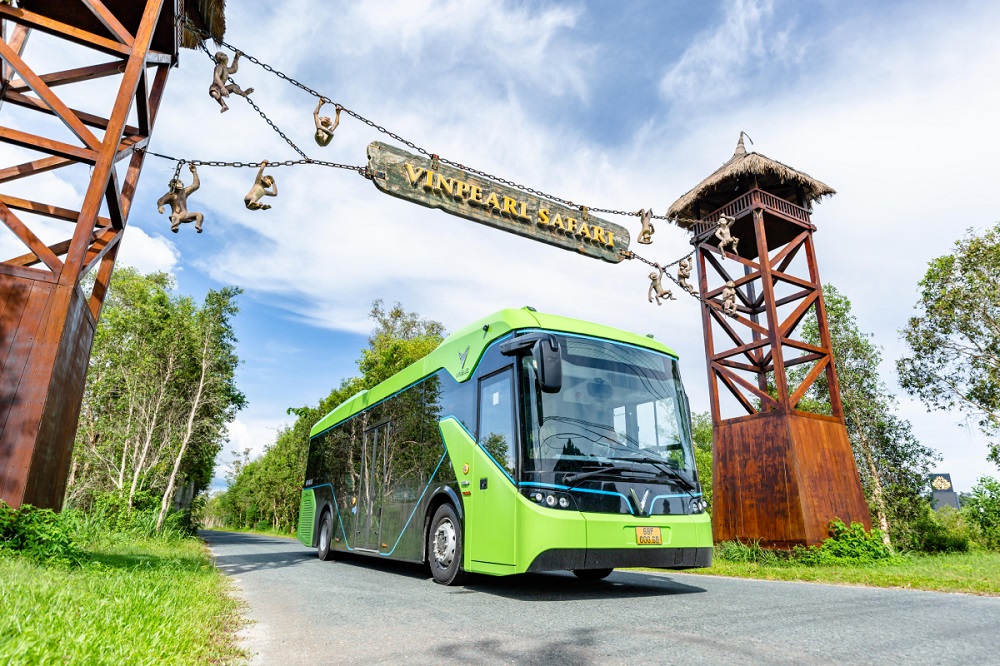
top-left (798, 285), bottom-right (938, 549)
top-left (69, 268), bottom-right (245, 532)
top-left (792, 520), bottom-right (894, 565)
top-left (716, 539), bottom-right (779, 565)
top-left (691, 411), bottom-right (713, 513)
top-left (215, 300), bottom-right (445, 533)
top-left (898, 223), bottom-right (1000, 467)
top-left (963, 476), bottom-right (1000, 549)
top-left (913, 506), bottom-right (972, 553)
top-left (0, 503), bottom-right (80, 565)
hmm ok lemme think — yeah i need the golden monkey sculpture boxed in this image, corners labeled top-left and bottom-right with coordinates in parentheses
top-left (209, 51), bottom-right (253, 113)
top-left (715, 215), bottom-right (739, 256)
top-left (244, 161), bottom-right (278, 210)
top-left (722, 280), bottom-right (738, 317)
top-left (648, 265), bottom-right (676, 305)
top-left (677, 257), bottom-right (694, 294)
top-left (156, 164), bottom-right (204, 233)
top-left (314, 99), bottom-right (342, 147)
top-left (636, 209), bottom-right (655, 245)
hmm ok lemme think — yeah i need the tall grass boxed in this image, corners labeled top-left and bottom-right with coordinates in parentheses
top-left (0, 503), bottom-right (247, 664)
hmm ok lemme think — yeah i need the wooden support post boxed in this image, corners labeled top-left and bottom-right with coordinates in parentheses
top-left (0, 0), bottom-right (177, 510)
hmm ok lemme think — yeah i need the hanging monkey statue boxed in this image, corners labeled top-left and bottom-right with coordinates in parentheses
top-left (156, 164), bottom-right (204, 233)
top-left (636, 209), bottom-right (655, 245)
top-left (722, 280), bottom-right (738, 317)
top-left (209, 51), bottom-right (254, 113)
top-left (677, 257), bottom-right (694, 294)
top-left (314, 99), bottom-right (342, 147)
top-left (244, 161), bottom-right (278, 210)
top-left (715, 214), bottom-right (739, 256)
top-left (648, 264), bottom-right (676, 305)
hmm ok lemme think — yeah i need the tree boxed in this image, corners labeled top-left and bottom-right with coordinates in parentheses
top-left (897, 223), bottom-right (1000, 468)
top-left (798, 285), bottom-right (938, 548)
top-left (67, 269), bottom-right (245, 530)
top-left (216, 301), bottom-right (445, 532)
top-left (690, 412), bottom-right (713, 513)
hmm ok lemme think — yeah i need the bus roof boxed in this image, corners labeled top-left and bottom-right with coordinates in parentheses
top-left (310, 307), bottom-right (678, 438)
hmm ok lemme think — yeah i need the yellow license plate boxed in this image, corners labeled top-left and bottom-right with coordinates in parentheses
top-left (635, 526), bottom-right (661, 545)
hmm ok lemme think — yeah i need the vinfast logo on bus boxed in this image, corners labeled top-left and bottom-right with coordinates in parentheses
top-left (367, 141), bottom-right (630, 264)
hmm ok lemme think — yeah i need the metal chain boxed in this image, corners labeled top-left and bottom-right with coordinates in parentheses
top-left (197, 41), bottom-right (310, 160)
top-left (181, 20), bottom-right (707, 225)
top-left (141, 149), bottom-right (373, 177)
top-left (622, 247), bottom-right (735, 315)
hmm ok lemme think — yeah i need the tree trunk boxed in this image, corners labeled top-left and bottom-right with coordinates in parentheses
top-left (157, 331), bottom-right (211, 532)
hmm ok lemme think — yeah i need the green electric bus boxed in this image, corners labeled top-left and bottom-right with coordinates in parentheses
top-left (296, 307), bottom-right (712, 584)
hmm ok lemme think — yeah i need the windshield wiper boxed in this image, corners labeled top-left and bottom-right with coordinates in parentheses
top-left (561, 465), bottom-right (656, 488)
top-left (608, 456), bottom-right (697, 492)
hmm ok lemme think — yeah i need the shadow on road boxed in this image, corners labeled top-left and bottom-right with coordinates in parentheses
top-left (200, 530), bottom-right (314, 575)
top-left (466, 569), bottom-right (706, 601)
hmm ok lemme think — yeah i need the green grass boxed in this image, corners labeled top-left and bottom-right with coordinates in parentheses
top-left (673, 550), bottom-right (1000, 596)
top-left (0, 535), bottom-right (247, 665)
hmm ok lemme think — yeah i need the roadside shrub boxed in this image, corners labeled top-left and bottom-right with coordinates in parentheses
top-left (72, 491), bottom-right (189, 542)
top-left (913, 505), bottom-right (971, 552)
top-left (792, 520), bottom-right (894, 565)
top-left (716, 539), bottom-right (780, 565)
top-left (963, 476), bottom-right (1000, 550)
top-left (0, 502), bottom-right (81, 564)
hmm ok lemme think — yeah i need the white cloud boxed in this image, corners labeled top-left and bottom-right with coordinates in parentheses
top-left (659, 0), bottom-right (797, 106)
top-left (117, 227), bottom-right (181, 274)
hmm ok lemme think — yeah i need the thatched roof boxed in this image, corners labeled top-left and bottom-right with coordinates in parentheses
top-left (666, 135), bottom-right (835, 227)
top-left (182, 0), bottom-right (227, 49)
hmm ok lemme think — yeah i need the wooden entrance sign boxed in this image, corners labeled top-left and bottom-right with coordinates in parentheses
top-left (0, 1), bottom-right (221, 510)
top-left (667, 136), bottom-right (871, 547)
top-left (368, 141), bottom-right (630, 263)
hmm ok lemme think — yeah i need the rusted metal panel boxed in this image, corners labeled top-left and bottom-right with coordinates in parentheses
top-left (367, 141), bottom-right (630, 263)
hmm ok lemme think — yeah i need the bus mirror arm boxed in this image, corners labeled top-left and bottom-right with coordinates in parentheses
top-left (499, 333), bottom-right (562, 394)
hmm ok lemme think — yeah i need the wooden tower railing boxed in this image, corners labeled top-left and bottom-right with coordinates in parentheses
top-left (693, 188), bottom-right (870, 547)
top-left (0, 0), bottom-right (177, 509)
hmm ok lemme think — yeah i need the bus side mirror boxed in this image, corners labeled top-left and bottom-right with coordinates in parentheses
top-left (500, 333), bottom-right (562, 394)
top-left (532, 337), bottom-right (562, 394)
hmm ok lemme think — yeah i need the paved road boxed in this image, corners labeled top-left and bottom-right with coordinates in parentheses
top-left (202, 530), bottom-right (999, 665)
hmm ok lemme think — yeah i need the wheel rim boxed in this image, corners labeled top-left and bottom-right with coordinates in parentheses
top-left (433, 518), bottom-right (456, 568)
top-left (320, 519), bottom-right (329, 551)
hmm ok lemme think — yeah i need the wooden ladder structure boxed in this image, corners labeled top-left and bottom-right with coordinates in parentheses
top-left (0, 0), bottom-right (180, 509)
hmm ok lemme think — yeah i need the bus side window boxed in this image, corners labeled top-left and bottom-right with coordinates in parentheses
top-left (477, 369), bottom-right (515, 477)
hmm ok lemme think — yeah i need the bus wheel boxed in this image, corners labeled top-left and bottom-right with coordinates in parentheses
top-left (428, 504), bottom-right (465, 585)
top-left (317, 511), bottom-right (335, 561)
top-left (573, 568), bottom-right (613, 580)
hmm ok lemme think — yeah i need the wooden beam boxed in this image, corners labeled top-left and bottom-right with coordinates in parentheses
top-left (0, 194), bottom-right (111, 227)
top-left (105, 170), bottom-right (125, 230)
top-left (0, 21), bottom-right (30, 113)
top-left (0, 156), bottom-right (73, 184)
top-left (0, 39), bottom-right (101, 150)
top-left (789, 357), bottom-right (830, 408)
top-left (771, 269), bottom-right (816, 291)
top-left (0, 201), bottom-right (63, 272)
top-left (712, 337), bottom-right (769, 362)
top-left (81, 227), bottom-right (121, 276)
top-left (782, 338), bottom-right (827, 356)
top-left (782, 352), bottom-right (826, 369)
top-left (779, 290), bottom-right (819, 338)
top-left (80, 0), bottom-right (134, 46)
top-left (712, 364), bottom-right (759, 416)
top-left (0, 126), bottom-right (97, 163)
top-left (6, 61), bottom-right (124, 93)
top-left (714, 363), bottom-right (781, 410)
top-left (3, 90), bottom-right (141, 135)
top-left (5, 238), bottom-right (72, 267)
top-left (772, 231), bottom-right (808, 272)
top-left (0, 5), bottom-right (130, 58)
top-left (708, 305), bottom-right (760, 365)
top-left (63, 0), bottom-right (165, 281)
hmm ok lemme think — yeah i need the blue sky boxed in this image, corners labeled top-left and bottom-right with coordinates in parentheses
top-left (3, 0), bottom-right (998, 492)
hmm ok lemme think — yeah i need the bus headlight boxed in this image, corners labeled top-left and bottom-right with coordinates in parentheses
top-left (520, 488), bottom-right (578, 510)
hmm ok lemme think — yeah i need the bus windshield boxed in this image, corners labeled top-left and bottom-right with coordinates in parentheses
top-left (519, 334), bottom-right (697, 486)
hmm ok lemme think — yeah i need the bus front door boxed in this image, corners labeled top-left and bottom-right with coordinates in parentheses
top-left (473, 369), bottom-right (517, 568)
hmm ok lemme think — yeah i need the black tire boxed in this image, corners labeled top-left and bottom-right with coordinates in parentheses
top-left (428, 504), bottom-right (465, 585)
top-left (573, 568), bottom-right (613, 580)
top-left (317, 511), bottom-right (335, 561)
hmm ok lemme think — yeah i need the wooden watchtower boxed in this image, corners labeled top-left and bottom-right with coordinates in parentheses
top-left (0, 0), bottom-right (225, 510)
top-left (667, 136), bottom-right (870, 547)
